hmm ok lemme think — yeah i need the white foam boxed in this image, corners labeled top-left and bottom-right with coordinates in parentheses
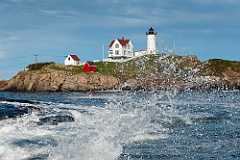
top-left (0, 93), bottom-right (174, 159)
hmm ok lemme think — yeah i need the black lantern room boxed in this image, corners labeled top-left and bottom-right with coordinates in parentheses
top-left (146, 27), bottom-right (157, 35)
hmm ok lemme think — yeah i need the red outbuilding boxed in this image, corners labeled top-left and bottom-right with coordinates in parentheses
top-left (83, 61), bottom-right (97, 72)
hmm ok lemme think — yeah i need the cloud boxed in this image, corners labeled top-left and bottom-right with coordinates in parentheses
top-left (0, 51), bottom-right (6, 59)
top-left (0, 31), bottom-right (20, 44)
top-left (92, 0), bottom-right (235, 28)
top-left (221, 0), bottom-right (240, 4)
top-left (191, 0), bottom-right (240, 5)
top-left (40, 9), bottom-right (78, 18)
top-left (1, 0), bottom-right (240, 61)
top-left (7, 0), bottom-right (22, 2)
top-left (40, 9), bottom-right (60, 15)
top-left (6, 36), bottom-right (18, 41)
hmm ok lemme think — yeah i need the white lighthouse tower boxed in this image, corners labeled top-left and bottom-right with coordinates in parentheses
top-left (146, 27), bottom-right (157, 54)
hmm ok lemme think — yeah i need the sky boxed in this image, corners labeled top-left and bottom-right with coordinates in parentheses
top-left (1, 0), bottom-right (240, 80)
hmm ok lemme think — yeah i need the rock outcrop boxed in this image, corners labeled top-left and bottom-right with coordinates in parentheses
top-left (1, 69), bottom-right (119, 92)
top-left (0, 80), bottom-right (8, 89)
top-left (122, 76), bottom-right (240, 92)
top-left (1, 55), bottom-right (240, 92)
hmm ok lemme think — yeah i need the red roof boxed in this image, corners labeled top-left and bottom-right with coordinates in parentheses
top-left (109, 38), bottom-right (130, 47)
top-left (109, 40), bottom-right (114, 48)
top-left (70, 54), bottom-right (80, 61)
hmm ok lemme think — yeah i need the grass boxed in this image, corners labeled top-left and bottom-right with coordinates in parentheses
top-left (202, 59), bottom-right (240, 76)
top-left (49, 64), bottom-right (84, 74)
top-left (26, 62), bottom-right (55, 70)
top-left (24, 54), bottom-right (240, 80)
top-left (26, 62), bottom-right (84, 74)
top-left (95, 54), bottom-right (202, 80)
top-left (95, 62), bottom-right (120, 75)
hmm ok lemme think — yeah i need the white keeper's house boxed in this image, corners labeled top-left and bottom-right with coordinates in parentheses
top-left (108, 37), bottom-right (134, 59)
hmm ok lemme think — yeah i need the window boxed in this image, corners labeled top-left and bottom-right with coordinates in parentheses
top-left (115, 43), bottom-right (119, 48)
top-left (115, 50), bottom-right (119, 55)
top-left (68, 57), bottom-right (70, 61)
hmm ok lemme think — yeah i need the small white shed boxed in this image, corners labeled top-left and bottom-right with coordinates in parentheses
top-left (64, 54), bottom-right (81, 66)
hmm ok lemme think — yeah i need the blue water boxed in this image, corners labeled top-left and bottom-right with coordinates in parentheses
top-left (0, 91), bottom-right (239, 160)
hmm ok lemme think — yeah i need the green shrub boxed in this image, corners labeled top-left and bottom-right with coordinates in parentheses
top-left (26, 62), bottom-right (55, 70)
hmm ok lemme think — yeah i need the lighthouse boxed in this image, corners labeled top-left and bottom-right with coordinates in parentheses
top-left (146, 27), bottom-right (157, 54)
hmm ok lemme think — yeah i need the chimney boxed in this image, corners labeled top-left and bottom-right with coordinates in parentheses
top-left (122, 36), bottom-right (124, 40)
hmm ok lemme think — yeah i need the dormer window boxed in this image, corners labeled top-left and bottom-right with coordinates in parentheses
top-left (115, 43), bottom-right (119, 48)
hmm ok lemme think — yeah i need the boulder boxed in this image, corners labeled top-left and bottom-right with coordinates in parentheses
top-left (0, 80), bottom-right (8, 90)
top-left (38, 114), bottom-right (75, 125)
top-left (2, 70), bottom-right (120, 92)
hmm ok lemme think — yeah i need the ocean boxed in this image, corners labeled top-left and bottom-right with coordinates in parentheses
top-left (0, 91), bottom-right (239, 160)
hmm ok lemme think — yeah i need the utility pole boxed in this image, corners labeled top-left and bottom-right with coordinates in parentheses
top-left (102, 44), bottom-right (104, 61)
top-left (34, 54), bottom-right (39, 69)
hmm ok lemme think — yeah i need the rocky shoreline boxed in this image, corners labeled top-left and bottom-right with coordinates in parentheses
top-left (0, 70), bottom-right (119, 92)
top-left (1, 70), bottom-right (240, 92)
top-left (1, 54), bottom-right (240, 92)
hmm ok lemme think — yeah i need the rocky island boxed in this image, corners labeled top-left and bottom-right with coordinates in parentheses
top-left (1, 54), bottom-right (240, 92)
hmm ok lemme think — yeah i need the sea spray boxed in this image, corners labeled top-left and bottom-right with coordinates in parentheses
top-left (0, 91), bottom-right (240, 159)
top-left (48, 92), bottom-right (170, 159)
